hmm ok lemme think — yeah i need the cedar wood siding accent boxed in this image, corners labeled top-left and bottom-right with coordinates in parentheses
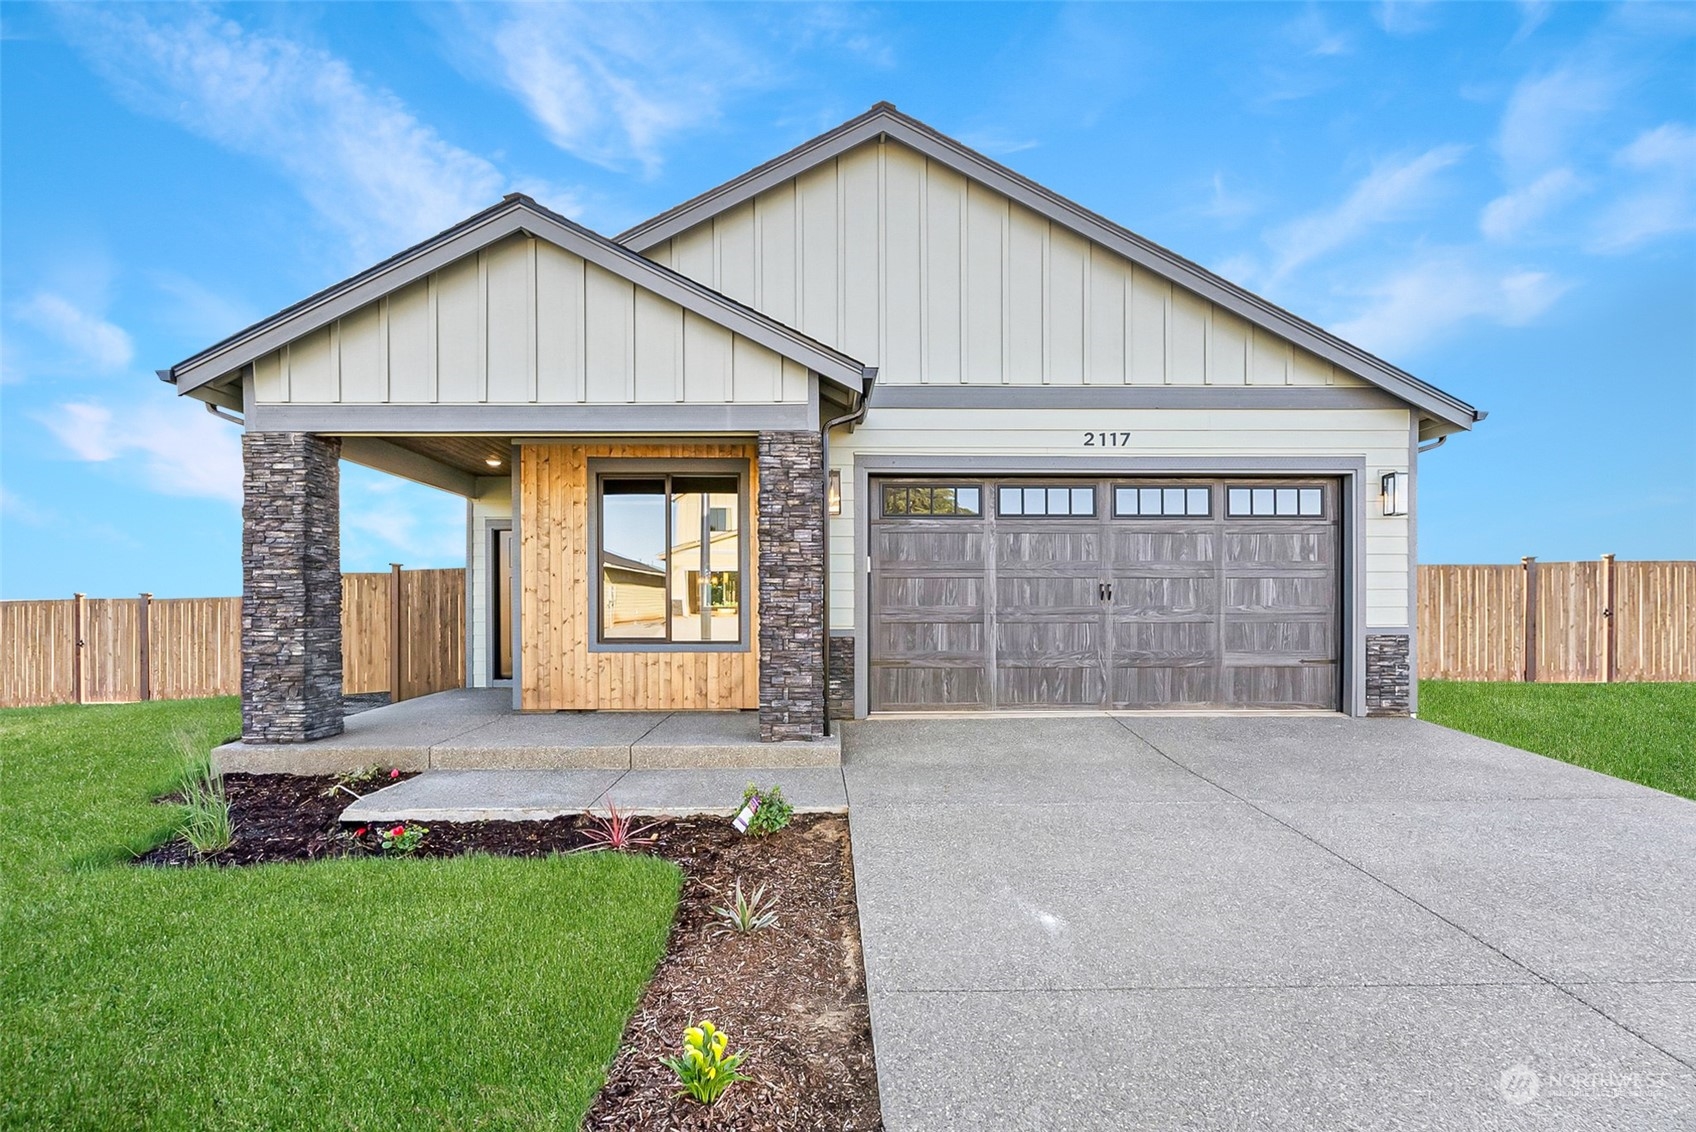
top-left (518, 441), bottom-right (760, 711)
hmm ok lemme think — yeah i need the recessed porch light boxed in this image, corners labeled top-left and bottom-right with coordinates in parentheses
top-left (485, 456), bottom-right (504, 468)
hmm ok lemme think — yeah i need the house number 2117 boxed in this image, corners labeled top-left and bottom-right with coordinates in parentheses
top-left (1082, 431), bottom-right (1132, 447)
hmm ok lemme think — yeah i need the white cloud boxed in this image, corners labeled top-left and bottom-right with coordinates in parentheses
top-left (1497, 66), bottom-right (1616, 177)
top-left (1588, 123), bottom-right (1696, 252)
top-left (1286, 8), bottom-right (1352, 57)
top-left (1617, 122), bottom-right (1696, 172)
top-left (1512, 0), bottom-right (1552, 44)
top-left (15, 292), bottom-right (134, 373)
top-left (59, 7), bottom-right (571, 260)
top-left (1196, 173), bottom-right (1261, 225)
top-left (1265, 145), bottom-right (1468, 282)
top-left (341, 467), bottom-right (466, 569)
top-left (1480, 167), bottom-right (1586, 241)
top-left (1375, 1), bottom-right (1439, 36)
top-left (0, 486), bottom-right (50, 527)
top-left (1331, 253), bottom-right (1570, 357)
top-left (41, 398), bottom-right (242, 504)
top-left (459, 3), bottom-right (777, 176)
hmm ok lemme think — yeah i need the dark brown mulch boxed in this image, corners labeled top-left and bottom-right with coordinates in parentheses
top-left (586, 815), bottom-right (882, 1131)
top-left (135, 774), bottom-right (882, 1129)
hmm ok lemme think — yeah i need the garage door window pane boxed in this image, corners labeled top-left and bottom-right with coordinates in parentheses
top-left (1072, 487), bottom-right (1095, 514)
top-left (1114, 487), bottom-right (1138, 515)
top-left (957, 487), bottom-right (981, 515)
top-left (998, 486), bottom-right (1023, 515)
top-left (1228, 485), bottom-right (1326, 518)
top-left (1187, 487), bottom-right (1210, 516)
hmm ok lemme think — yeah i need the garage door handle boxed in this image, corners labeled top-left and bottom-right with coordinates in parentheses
top-left (1099, 582), bottom-right (1114, 602)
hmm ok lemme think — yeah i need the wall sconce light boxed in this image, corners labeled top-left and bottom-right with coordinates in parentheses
top-left (827, 469), bottom-right (842, 516)
top-left (1380, 470), bottom-right (1407, 517)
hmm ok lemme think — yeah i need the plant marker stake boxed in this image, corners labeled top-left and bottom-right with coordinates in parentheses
top-left (732, 794), bottom-right (761, 834)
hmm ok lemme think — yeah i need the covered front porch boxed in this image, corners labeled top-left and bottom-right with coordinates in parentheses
top-left (214, 687), bottom-right (842, 775)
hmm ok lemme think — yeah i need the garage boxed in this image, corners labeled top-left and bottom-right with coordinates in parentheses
top-left (869, 477), bottom-right (1341, 711)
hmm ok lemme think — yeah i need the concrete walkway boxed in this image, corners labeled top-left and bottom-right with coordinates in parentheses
top-left (214, 688), bottom-right (840, 774)
top-left (341, 765), bottom-right (847, 823)
top-left (842, 715), bottom-right (1696, 1131)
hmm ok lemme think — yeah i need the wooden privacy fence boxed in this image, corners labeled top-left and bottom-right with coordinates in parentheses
top-left (0, 568), bottom-right (465, 708)
top-left (1420, 558), bottom-right (1696, 683)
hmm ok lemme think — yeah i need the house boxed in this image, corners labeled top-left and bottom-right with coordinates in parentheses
top-left (163, 104), bottom-right (1481, 747)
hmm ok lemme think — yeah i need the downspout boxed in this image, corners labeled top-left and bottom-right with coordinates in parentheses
top-left (817, 366), bottom-right (878, 738)
top-left (204, 401), bottom-right (245, 427)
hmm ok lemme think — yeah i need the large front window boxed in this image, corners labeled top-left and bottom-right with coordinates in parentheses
top-left (598, 472), bottom-right (743, 644)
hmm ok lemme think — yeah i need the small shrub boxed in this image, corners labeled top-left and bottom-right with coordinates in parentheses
top-left (378, 823), bottom-right (427, 855)
top-left (174, 739), bottom-right (232, 855)
top-left (576, 801), bottom-right (662, 852)
top-left (736, 784), bottom-right (793, 837)
top-left (662, 1021), bottom-right (747, 1106)
top-left (710, 880), bottom-right (779, 935)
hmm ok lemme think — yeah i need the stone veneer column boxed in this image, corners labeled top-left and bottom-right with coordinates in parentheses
top-left (1365, 633), bottom-right (1412, 717)
top-left (827, 634), bottom-right (857, 721)
top-left (756, 431), bottom-right (827, 742)
top-left (242, 432), bottom-right (345, 742)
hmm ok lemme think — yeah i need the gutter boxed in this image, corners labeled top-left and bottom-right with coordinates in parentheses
top-left (817, 366), bottom-right (879, 737)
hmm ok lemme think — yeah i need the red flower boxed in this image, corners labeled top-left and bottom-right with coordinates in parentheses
top-left (390, 825), bottom-right (406, 838)
top-left (389, 768), bottom-right (401, 779)
top-left (353, 827), bottom-right (367, 837)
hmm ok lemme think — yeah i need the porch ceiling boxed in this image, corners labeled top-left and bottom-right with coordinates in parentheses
top-left (383, 436), bottom-right (514, 477)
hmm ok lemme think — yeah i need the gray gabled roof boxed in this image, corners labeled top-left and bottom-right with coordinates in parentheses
top-left (166, 194), bottom-right (871, 397)
top-left (618, 103), bottom-right (1482, 431)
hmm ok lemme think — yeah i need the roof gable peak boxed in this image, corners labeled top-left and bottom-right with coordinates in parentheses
top-left (617, 103), bottom-right (1480, 431)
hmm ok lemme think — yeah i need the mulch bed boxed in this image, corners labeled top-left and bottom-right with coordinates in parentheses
top-left (136, 773), bottom-right (882, 1129)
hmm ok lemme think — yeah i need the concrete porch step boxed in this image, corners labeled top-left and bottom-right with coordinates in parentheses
top-left (339, 766), bottom-right (849, 824)
top-left (212, 689), bottom-right (842, 775)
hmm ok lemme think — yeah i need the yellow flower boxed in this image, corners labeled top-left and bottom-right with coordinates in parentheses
top-left (707, 1067), bottom-right (716, 1079)
top-left (684, 1026), bottom-right (704, 1047)
top-left (687, 1047), bottom-right (705, 1066)
top-left (712, 1032), bottom-right (728, 1055)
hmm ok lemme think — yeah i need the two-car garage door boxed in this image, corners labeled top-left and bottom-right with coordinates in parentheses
top-left (869, 478), bottom-right (1341, 711)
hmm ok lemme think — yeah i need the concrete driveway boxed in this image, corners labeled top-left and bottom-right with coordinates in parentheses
top-left (841, 715), bottom-right (1696, 1130)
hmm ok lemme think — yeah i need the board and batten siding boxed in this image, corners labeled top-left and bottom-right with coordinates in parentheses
top-left (829, 406), bottom-right (1415, 631)
top-left (517, 441), bottom-right (760, 712)
top-left (249, 233), bottom-right (812, 406)
top-left (646, 139), bottom-right (1367, 392)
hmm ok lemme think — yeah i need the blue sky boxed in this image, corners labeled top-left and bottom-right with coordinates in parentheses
top-left (2, 1), bottom-right (1691, 599)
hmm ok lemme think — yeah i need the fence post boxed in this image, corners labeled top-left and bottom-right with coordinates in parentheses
top-left (388, 563), bottom-right (404, 704)
top-left (1521, 557), bottom-right (1538, 683)
top-left (71, 593), bottom-right (86, 704)
top-left (138, 593), bottom-right (153, 702)
top-left (1601, 553), bottom-right (1617, 684)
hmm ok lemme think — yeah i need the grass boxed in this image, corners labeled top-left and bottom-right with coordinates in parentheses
top-left (1419, 680), bottom-right (1696, 801)
top-left (0, 698), bottom-right (682, 1131)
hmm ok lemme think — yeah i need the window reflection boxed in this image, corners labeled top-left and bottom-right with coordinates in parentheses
top-left (670, 476), bottom-right (740, 642)
top-left (600, 473), bottom-right (743, 644)
top-left (601, 479), bottom-right (668, 639)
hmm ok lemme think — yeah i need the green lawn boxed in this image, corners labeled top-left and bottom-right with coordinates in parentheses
top-left (1419, 680), bottom-right (1696, 801)
top-left (0, 699), bottom-right (681, 1131)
